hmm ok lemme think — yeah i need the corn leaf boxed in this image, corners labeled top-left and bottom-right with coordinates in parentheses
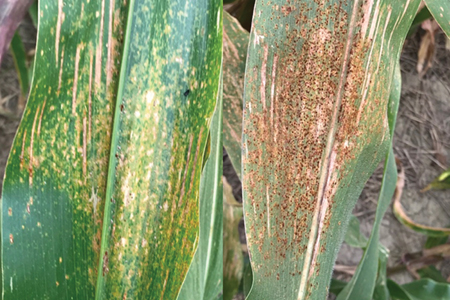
top-left (28, 1), bottom-right (38, 28)
top-left (344, 215), bottom-right (368, 249)
top-left (177, 73), bottom-right (224, 300)
top-left (10, 32), bottom-right (29, 100)
top-left (417, 266), bottom-right (447, 283)
top-left (423, 1), bottom-right (450, 38)
top-left (337, 60), bottom-right (401, 300)
top-left (422, 168), bottom-right (450, 191)
top-left (1, 0), bottom-right (222, 299)
top-left (393, 179), bottom-right (450, 237)
top-left (388, 278), bottom-right (450, 300)
top-left (372, 250), bottom-right (390, 300)
top-left (242, 1), bottom-right (421, 299)
top-left (223, 11), bottom-right (248, 180)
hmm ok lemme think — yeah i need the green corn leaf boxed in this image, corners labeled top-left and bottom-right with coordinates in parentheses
top-left (1, 0), bottom-right (222, 299)
top-left (10, 31), bottom-right (29, 100)
top-left (425, 235), bottom-right (449, 249)
top-left (177, 73), bottom-right (224, 300)
top-left (372, 249), bottom-right (390, 300)
top-left (344, 215), bottom-right (368, 249)
top-left (223, 177), bottom-right (244, 300)
top-left (388, 279), bottom-right (414, 300)
top-left (423, 1), bottom-right (450, 38)
top-left (243, 257), bottom-right (253, 298)
top-left (223, 11), bottom-right (248, 180)
top-left (242, 1), bottom-right (421, 299)
top-left (28, 1), bottom-right (38, 28)
top-left (388, 278), bottom-right (450, 300)
top-left (329, 279), bottom-right (347, 296)
top-left (417, 266), bottom-right (447, 283)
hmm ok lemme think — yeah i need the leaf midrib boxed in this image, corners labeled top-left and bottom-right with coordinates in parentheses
top-left (94, 0), bottom-right (135, 297)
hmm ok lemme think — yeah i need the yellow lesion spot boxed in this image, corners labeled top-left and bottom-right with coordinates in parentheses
top-left (145, 90), bottom-right (155, 104)
top-left (59, 257), bottom-right (63, 263)
top-left (37, 222), bottom-right (41, 227)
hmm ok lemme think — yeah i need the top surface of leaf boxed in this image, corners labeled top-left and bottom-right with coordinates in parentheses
top-left (1, 0), bottom-right (222, 299)
top-left (241, 0), bottom-right (420, 299)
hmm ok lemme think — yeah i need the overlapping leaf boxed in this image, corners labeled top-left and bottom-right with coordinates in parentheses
top-left (223, 11), bottom-right (248, 179)
top-left (177, 74), bottom-right (223, 300)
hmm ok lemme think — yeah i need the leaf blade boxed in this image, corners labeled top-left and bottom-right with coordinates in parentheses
top-left (241, 1), bottom-right (421, 299)
top-left (1, 0), bottom-right (222, 299)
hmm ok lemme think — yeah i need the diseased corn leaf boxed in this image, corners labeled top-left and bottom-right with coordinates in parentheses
top-left (424, 1), bottom-right (450, 38)
top-left (223, 177), bottom-right (244, 300)
top-left (336, 61), bottom-right (401, 300)
top-left (177, 74), bottom-right (223, 300)
top-left (1, 0), bottom-right (222, 299)
top-left (242, 1), bottom-right (421, 299)
top-left (393, 200), bottom-right (450, 236)
top-left (388, 278), bottom-right (450, 300)
top-left (223, 11), bottom-right (248, 179)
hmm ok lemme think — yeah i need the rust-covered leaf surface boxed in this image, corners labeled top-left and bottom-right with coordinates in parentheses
top-left (242, 0), bottom-right (420, 299)
top-left (1, 0), bottom-right (222, 299)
